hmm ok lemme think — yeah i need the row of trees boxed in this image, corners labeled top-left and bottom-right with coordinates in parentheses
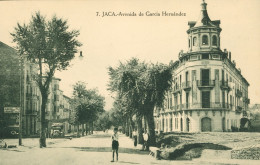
top-left (71, 81), bottom-right (105, 137)
top-left (107, 58), bottom-right (173, 145)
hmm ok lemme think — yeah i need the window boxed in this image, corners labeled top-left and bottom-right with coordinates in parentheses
top-left (215, 69), bottom-right (219, 80)
top-left (212, 35), bottom-right (217, 46)
top-left (193, 37), bottom-right (197, 46)
top-left (170, 95), bottom-right (172, 108)
top-left (202, 35), bottom-right (208, 45)
top-left (190, 55), bottom-right (198, 60)
top-left (212, 54), bottom-right (220, 60)
top-left (202, 91), bottom-right (210, 108)
top-left (189, 39), bottom-right (190, 47)
top-left (202, 54), bottom-right (209, 59)
top-left (192, 70), bottom-right (196, 81)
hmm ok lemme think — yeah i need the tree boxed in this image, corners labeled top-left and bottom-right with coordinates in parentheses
top-left (108, 58), bottom-right (172, 145)
top-left (11, 12), bottom-right (81, 147)
top-left (72, 81), bottom-right (105, 135)
top-left (94, 111), bottom-right (112, 131)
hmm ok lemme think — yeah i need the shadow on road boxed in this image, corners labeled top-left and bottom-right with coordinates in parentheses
top-left (117, 161), bottom-right (140, 164)
top-left (62, 146), bottom-right (150, 155)
top-left (87, 134), bottom-right (112, 138)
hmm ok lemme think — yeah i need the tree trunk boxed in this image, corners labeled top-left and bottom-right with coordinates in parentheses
top-left (85, 123), bottom-right (87, 135)
top-left (39, 91), bottom-right (47, 148)
top-left (137, 116), bottom-right (143, 144)
top-left (125, 119), bottom-right (129, 136)
top-left (146, 109), bottom-right (156, 146)
top-left (91, 121), bottom-right (94, 134)
top-left (88, 122), bottom-right (91, 135)
top-left (81, 124), bottom-right (84, 136)
top-left (121, 122), bottom-right (125, 134)
top-left (129, 117), bottom-right (133, 138)
top-left (77, 123), bottom-right (80, 137)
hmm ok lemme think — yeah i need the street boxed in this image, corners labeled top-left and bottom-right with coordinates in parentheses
top-left (1, 132), bottom-right (260, 165)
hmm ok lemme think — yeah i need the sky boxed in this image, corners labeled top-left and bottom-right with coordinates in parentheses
top-left (0, 0), bottom-right (260, 110)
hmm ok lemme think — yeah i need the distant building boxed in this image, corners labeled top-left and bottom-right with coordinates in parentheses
top-left (154, 0), bottom-right (250, 132)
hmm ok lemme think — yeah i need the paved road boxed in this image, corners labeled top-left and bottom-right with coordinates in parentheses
top-left (1, 132), bottom-right (259, 165)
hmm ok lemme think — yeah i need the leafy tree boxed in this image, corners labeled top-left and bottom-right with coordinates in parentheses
top-left (94, 111), bottom-right (112, 131)
top-left (72, 81), bottom-right (105, 135)
top-left (11, 12), bottom-right (81, 147)
top-left (108, 58), bottom-right (172, 145)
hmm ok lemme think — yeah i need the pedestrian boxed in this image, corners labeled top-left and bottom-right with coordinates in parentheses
top-left (142, 130), bottom-right (149, 151)
top-left (132, 129), bottom-right (137, 147)
top-left (111, 127), bottom-right (119, 162)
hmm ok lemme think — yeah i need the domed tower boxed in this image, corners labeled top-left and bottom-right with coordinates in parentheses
top-left (187, 0), bottom-right (221, 53)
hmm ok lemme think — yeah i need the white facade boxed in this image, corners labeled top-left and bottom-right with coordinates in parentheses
top-left (155, 0), bottom-right (250, 133)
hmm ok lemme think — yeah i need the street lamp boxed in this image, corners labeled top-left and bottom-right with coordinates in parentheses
top-left (78, 51), bottom-right (83, 61)
top-left (19, 55), bottom-right (25, 146)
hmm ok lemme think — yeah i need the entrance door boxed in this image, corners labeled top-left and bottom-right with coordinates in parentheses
top-left (201, 117), bottom-right (211, 132)
top-left (201, 69), bottom-right (210, 86)
top-left (180, 118), bottom-right (183, 132)
top-left (202, 91), bottom-right (210, 108)
top-left (186, 118), bottom-right (190, 132)
top-left (222, 117), bottom-right (225, 132)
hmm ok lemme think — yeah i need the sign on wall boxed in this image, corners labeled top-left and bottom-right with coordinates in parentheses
top-left (4, 107), bottom-right (20, 113)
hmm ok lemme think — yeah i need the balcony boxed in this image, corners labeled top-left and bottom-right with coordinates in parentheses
top-left (236, 89), bottom-right (242, 98)
top-left (173, 84), bottom-right (181, 94)
top-left (197, 80), bottom-right (215, 90)
top-left (220, 81), bottom-right (230, 91)
top-left (178, 102), bottom-right (232, 110)
top-left (182, 81), bottom-right (191, 91)
top-left (54, 95), bottom-right (60, 101)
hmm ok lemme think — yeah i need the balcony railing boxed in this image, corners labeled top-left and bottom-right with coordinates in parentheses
top-left (173, 84), bottom-right (181, 93)
top-left (197, 80), bottom-right (215, 88)
top-left (236, 89), bottom-right (242, 98)
top-left (182, 81), bottom-right (191, 90)
top-left (172, 102), bottom-right (233, 110)
top-left (220, 81), bottom-right (230, 90)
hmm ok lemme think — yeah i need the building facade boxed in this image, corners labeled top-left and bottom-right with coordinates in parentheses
top-left (0, 41), bottom-right (74, 137)
top-left (0, 41), bottom-right (21, 137)
top-left (154, 0), bottom-right (250, 133)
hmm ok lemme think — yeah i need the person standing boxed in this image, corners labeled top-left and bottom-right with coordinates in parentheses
top-left (111, 127), bottom-right (119, 162)
top-left (142, 130), bottom-right (149, 151)
top-left (132, 129), bottom-right (137, 147)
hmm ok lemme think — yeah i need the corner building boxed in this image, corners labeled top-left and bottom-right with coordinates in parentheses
top-left (154, 0), bottom-right (250, 132)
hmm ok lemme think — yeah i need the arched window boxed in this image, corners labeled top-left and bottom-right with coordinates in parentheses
top-left (202, 35), bottom-right (208, 45)
top-left (212, 35), bottom-right (217, 46)
top-left (193, 37), bottom-right (197, 46)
